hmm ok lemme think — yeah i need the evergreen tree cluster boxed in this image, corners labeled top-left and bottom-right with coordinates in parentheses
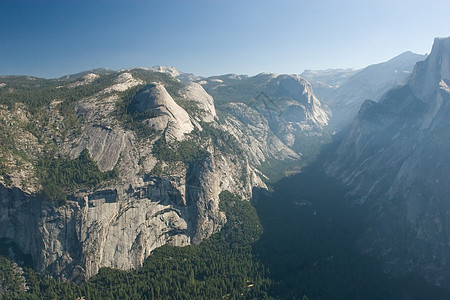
top-left (0, 75), bottom-right (116, 112)
top-left (151, 136), bottom-right (209, 165)
top-left (37, 149), bottom-right (117, 204)
top-left (0, 256), bottom-right (27, 297)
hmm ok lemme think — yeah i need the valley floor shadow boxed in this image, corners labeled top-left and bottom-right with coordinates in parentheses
top-left (251, 163), bottom-right (450, 299)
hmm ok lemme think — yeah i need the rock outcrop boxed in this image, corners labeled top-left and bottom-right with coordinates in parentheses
top-left (180, 82), bottom-right (217, 122)
top-left (201, 72), bottom-right (332, 158)
top-left (410, 37), bottom-right (450, 100)
top-left (132, 83), bottom-right (194, 142)
top-left (221, 102), bottom-right (299, 165)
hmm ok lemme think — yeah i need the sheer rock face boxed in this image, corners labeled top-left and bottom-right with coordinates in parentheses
top-left (248, 73), bottom-right (331, 130)
top-left (221, 102), bottom-right (300, 165)
top-left (1, 178), bottom-right (191, 281)
top-left (201, 72), bottom-right (331, 152)
top-left (325, 37), bottom-right (450, 288)
top-left (410, 37), bottom-right (450, 100)
top-left (0, 150), bottom-right (245, 281)
top-left (69, 126), bottom-right (131, 172)
top-left (0, 68), bottom-right (329, 281)
top-left (269, 74), bottom-right (331, 134)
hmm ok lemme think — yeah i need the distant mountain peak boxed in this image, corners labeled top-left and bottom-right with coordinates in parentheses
top-left (150, 65), bottom-right (202, 84)
top-left (303, 51), bottom-right (426, 129)
top-left (434, 36), bottom-right (450, 43)
top-left (151, 65), bottom-right (183, 77)
top-left (409, 36), bottom-right (450, 99)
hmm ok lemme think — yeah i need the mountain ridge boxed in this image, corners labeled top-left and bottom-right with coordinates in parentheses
top-left (303, 51), bottom-right (427, 129)
top-left (325, 36), bottom-right (450, 287)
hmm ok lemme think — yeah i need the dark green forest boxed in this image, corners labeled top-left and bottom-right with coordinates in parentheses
top-left (36, 149), bottom-right (118, 204)
top-left (253, 168), bottom-right (450, 299)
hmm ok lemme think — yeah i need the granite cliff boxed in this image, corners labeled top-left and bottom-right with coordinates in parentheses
top-left (0, 68), bottom-right (329, 281)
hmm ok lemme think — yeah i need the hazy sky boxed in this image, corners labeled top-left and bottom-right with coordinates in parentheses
top-left (1, 0), bottom-right (449, 78)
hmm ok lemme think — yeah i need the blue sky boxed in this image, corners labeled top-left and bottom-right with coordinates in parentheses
top-left (1, 0), bottom-right (450, 78)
